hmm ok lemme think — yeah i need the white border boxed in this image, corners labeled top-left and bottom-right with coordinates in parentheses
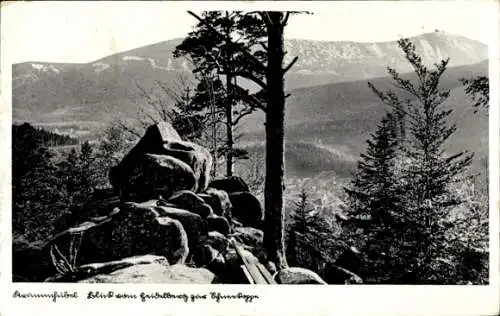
top-left (1, 1), bottom-right (499, 315)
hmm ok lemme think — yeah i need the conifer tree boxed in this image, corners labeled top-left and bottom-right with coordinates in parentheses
top-left (286, 186), bottom-right (314, 266)
top-left (58, 141), bottom-right (97, 207)
top-left (12, 123), bottom-right (65, 241)
top-left (287, 185), bottom-right (337, 272)
top-left (174, 11), bottom-right (266, 176)
top-left (346, 38), bottom-right (475, 284)
top-left (342, 112), bottom-right (403, 282)
top-left (183, 10), bottom-right (303, 269)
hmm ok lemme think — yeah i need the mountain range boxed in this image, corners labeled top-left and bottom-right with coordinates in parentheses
top-left (12, 31), bottom-right (489, 173)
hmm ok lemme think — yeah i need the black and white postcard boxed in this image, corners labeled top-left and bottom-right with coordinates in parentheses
top-left (1, 1), bottom-right (499, 315)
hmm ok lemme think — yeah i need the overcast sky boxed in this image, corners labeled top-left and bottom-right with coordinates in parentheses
top-left (1, 1), bottom-right (497, 64)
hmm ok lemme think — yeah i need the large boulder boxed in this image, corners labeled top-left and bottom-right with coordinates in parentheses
top-left (161, 140), bottom-right (212, 193)
top-left (153, 203), bottom-right (208, 248)
top-left (231, 227), bottom-right (263, 249)
top-left (55, 196), bottom-right (122, 231)
top-left (79, 263), bottom-right (216, 284)
top-left (199, 188), bottom-right (232, 218)
top-left (192, 244), bottom-right (225, 271)
top-left (228, 191), bottom-right (263, 228)
top-left (111, 153), bottom-right (197, 202)
top-left (275, 267), bottom-right (328, 285)
top-left (41, 202), bottom-right (190, 278)
top-left (105, 202), bottom-right (190, 264)
top-left (204, 231), bottom-right (230, 253)
top-left (208, 176), bottom-right (249, 193)
top-left (109, 122), bottom-right (212, 200)
top-left (323, 264), bottom-right (363, 284)
top-left (168, 190), bottom-right (213, 218)
top-left (207, 214), bottom-right (230, 236)
top-left (45, 255), bottom-right (169, 282)
top-left (192, 231), bottom-right (230, 272)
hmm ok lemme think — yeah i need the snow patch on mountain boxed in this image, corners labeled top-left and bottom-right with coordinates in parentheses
top-left (122, 55), bottom-right (171, 71)
top-left (31, 63), bottom-right (60, 74)
top-left (92, 62), bottom-right (111, 73)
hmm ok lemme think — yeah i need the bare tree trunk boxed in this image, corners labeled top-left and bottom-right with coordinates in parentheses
top-left (263, 12), bottom-right (288, 270)
top-left (224, 11), bottom-right (234, 177)
top-left (208, 75), bottom-right (218, 179)
top-left (225, 74), bottom-right (234, 177)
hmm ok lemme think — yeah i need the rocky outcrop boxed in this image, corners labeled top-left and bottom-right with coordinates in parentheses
top-left (111, 153), bottom-right (197, 202)
top-left (80, 263), bottom-right (215, 284)
top-left (275, 267), bottom-right (328, 284)
top-left (110, 122), bottom-right (212, 201)
top-left (45, 255), bottom-right (169, 282)
top-left (41, 200), bottom-right (191, 278)
top-left (23, 123), bottom-right (328, 284)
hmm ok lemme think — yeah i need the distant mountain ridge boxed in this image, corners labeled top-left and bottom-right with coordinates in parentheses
top-left (13, 31), bottom-right (488, 137)
top-left (239, 59), bottom-right (488, 166)
top-left (14, 31), bottom-right (487, 82)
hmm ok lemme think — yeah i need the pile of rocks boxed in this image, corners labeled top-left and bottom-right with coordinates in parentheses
top-left (18, 123), bottom-right (267, 283)
top-left (14, 122), bottom-right (348, 284)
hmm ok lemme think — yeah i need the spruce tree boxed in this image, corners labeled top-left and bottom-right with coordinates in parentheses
top-left (286, 186), bottom-right (314, 267)
top-left (342, 112), bottom-right (403, 282)
top-left (355, 38), bottom-right (474, 284)
top-left (286, 185), bottom-right (337, 273)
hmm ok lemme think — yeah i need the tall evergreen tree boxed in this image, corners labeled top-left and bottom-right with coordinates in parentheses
top-left (174, 11), bottom-right (266, 176)
top-left (346, 38), bottom-right (475, 284)
top-left (342, 112), bottom-right (404, 282)
top-left (184, 10), bottom-right (303, 269)
top-left (344, 113), bottom-right (401, 223)
top-left (370, 39), bottom-right (473, 210)
top-left (286, 186), bottom-right (314, 267)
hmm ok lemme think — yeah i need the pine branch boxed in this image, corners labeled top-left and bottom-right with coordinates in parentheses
top-left (282, 12), bottom-right (291, 26)
top-left (187, 11), bottom-right (266, 74)
top-left (232, 106), bottom-right (256, 126)
top-left (283, 56), bottom-right (299, 74)
top-left (232, 70), bottom-right (267, 89)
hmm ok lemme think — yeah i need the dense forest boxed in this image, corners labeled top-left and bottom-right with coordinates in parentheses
top-left (13, 123), bottom-right (79, 147)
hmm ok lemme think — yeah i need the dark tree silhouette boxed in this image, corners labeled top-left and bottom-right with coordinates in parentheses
top-left (345, 38), bottom-right (476, 284)
top-left (174, 11), bottom-right (266, 176)
top-left (12, 123), bottom-right (66, 241)
top-left (185, 10), bottom-right (303, 269)
top-left (342, 113), bottom-right (404, 282)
